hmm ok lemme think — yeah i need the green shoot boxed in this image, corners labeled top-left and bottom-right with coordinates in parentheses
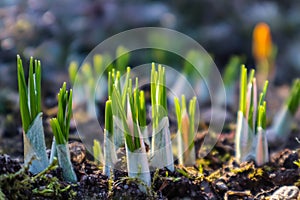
top-left (286, 79), bottom-right (300, 115)
top-left (103, 99), bottom-right (117, 176)
top-left (257, 102), bottom-right (267, 129)
top-left (239, 65), bottom-right (247, 116)
top-left (93, 139), bottom-right (103, 165)
top-left (49, 82), bottom-right (77, 182)
top-left (189, 97), bottom-right (197, 151)
top-left (50, 82), bottom-right (72, 145)
top-left (122, 67), bottom-right (131, 108)
top-left (267, 79), bottom-right (300, 147)
top-left (110, 73), bottom-right (150, 189)
top-left (17, 55), bottom-right (42, 133)
top-left (139, 90), bottom-right (147, 127)
top-left (68, 61), bottom-right (78, 85)
top-left (105, 100), bottom-right (113, 134)
top-left (174, 95), bottom-right (197, 165)
top-left (258, 81), bottom-right (269, 108)
top-left (17, 56), bottom-right (49, 174)
top-left (111, 85), bottom-right (139, 152)
top-left (236, 65), bottom-right (269, 165)
top-left (150, 63), bottom-right (174, 171)
top-left (151, 63), bottom-right (167, 129)
top-left (108, 67), bottom-right (130, 150)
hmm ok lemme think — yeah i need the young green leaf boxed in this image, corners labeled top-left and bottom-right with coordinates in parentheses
top-left (139, 90), bottom-right (146, 127)
top-left (286, 79), bottom-right (300, 115)
top-left (239, 65), bottom-right (247, 116)
top-left (105, 100), bottom-right (113, 134)
top-left (93, 139), bottom-right (103, 165)
top-left (68, 61), bottom-right (78, 85)
top-left (17, 55), bottom-right (42, 133)
top-left (50, 83), bottom-right (72, 145)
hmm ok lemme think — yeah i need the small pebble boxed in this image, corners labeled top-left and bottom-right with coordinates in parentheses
top-left (69, 141), bottom-right (86, 164)
top-left (270, 186), bottom-right (299, 200)
top-left (215, 181), bottom-right (228, 192)
top-left (269, 173), bottom-right (276, 178)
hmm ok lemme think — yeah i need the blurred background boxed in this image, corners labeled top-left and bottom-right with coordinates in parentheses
top-left (1, 0), bottom-right (300, 88)
top-left (1, 0), bottom-right (300, 156)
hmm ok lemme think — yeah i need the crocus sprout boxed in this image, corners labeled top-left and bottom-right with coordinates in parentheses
top-left (111, 79), bottom-right (151, 191)
top-left (150, 63), bottom-right (174, 172)
top-left (267, 79), bottom-right (300, 147)
top-left (103, 99), bottom-right (117, 176)
top-left (17, 56), bottom-right (42, 133)
top-left (50, 82), bottom-right (77, 183)
top-left (174, 95), bottom-right (197, 166)
top-left (235, 65), bottom-right (269, 166)
top-left (17, 55), bottom-right (49, 174)
top-left (68, 61), bottom-right (78, 86)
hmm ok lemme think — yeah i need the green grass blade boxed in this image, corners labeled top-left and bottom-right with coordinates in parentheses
top-left (248, 69), bottom-right (255, 84)
top-left (68, 61), bottom-right (78, 85)
top-left (151, 63), bottom-right (157, 127)
top-left (258, 80), bottom-right (269, 107)
top-left (93, 139), bottom-right (103, 164)
top-left (28, 57), bottom-right (36, 119)
top-left (286, 79), bottom-right (300, 115)
top-left (57, 88), bottom-right (64, 131)
top-left (111, 85), bottom-right (135, 151)
top-left (50, 118), bottom-right (64, 144)
top-left (35, 60), bottom-right (42, 113)
top-left (262, 101), bottom-right (267, 129)
top-left (122, 67), bottom-right (131, 108)
top-left (257, 101), bottom-right (267, 129)
top-left (66, 89), bottom-right (73, 141)
top-left (51, 83), bottom-right (72, 144)
top-left (188, 97), bottom-right (197, 150)
top-left (174, 97), bottom-right (181, 129)
top-left (162, 66), bottom-right (167, 112)
top-left (239, 65), bottom-right (247, 115)
top-left (105, 100), bottom-right (113, 134)
top-left (116, 71), bottom-right (121, 94)
top-left (108, 71), bottom-right (113, 97)
top-left (139, 90), bottom-right (147, 127)
top-left (17, 55), bottom-right (31, 132)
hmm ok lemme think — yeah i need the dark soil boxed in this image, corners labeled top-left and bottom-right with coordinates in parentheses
top-left (0, 90), bottom-right (299, 199)
top-left (1, 130), bottom-right (299, 200)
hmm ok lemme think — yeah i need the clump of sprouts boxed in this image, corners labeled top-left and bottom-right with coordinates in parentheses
top-left (50, 83), bottom-right (77, 183)
top-left (150, 63), bottom-right (174, 172)
top-left (17, 55), bottom-right (49, 174)
top-left (235, 65), bottom-right (269, 166)
top-left (174, 95), bottom-right (197, 166)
